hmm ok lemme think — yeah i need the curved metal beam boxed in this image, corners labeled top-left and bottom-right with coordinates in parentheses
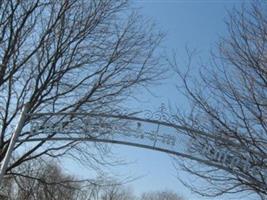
top-left (17, 136), bottom-right (213, 165)
top-left (17, 136), bottom-right (257, 183)
top-left (27, 112), bottom-right (261, 157)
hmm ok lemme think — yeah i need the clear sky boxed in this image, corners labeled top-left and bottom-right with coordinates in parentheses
top-left (64, 1), bottom-right (256, 200)
top-left (114, 1), bottom-right (247, 200)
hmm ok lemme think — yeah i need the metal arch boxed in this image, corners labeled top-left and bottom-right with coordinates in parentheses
top-left (25, 111), bottom-right (266, 158)
top-left (16, 136), bottom-right (209, 165)
top-left (25, 111), bottom-right (238, 145)
top-left (3, 106), bottom-right (265, 190)
top-left (17, 136), bottom-right (250, 181)
top-left (2, 104), bottom-right (265, 190)
top-left (25, 112), bottom-right (212, 139)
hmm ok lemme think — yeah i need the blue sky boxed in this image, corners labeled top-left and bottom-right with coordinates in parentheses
top-left (116, 1), bottom-right (245, 199)
top-left (65, 1), bottom-right (257, 200)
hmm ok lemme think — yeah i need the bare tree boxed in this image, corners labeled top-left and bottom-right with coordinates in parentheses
top-left (100, 182), bottom-right (135, 200)
top-left (0, 159), bottom-right (122, 200)
top-left (2, 159), bottom-right (185, 200)
top-left (0, 159), bottom-right (83, 200)
top-left (49, 176), bottom-right (136, 200)
top-left (0, 0), bottom-right (163, 182)
top-left (141, 190), bottom-right (184, 200)
top-left (169, 2), bottom-right (267, 199)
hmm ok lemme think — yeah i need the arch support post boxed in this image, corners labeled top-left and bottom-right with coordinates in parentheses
top-left (0, 103), bottom-right (30, 186)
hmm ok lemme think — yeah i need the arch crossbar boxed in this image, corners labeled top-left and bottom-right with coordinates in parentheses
top-left (25, 112), bottom-right (250, 151)
top-left (16, 136), bottom-right (211, 166)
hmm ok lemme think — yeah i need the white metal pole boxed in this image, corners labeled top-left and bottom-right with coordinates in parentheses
top-left (0, 103), bottom-right (30, 185)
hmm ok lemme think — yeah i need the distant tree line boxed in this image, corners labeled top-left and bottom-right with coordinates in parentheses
top-left (0, 159), bottom-right (184, 200)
